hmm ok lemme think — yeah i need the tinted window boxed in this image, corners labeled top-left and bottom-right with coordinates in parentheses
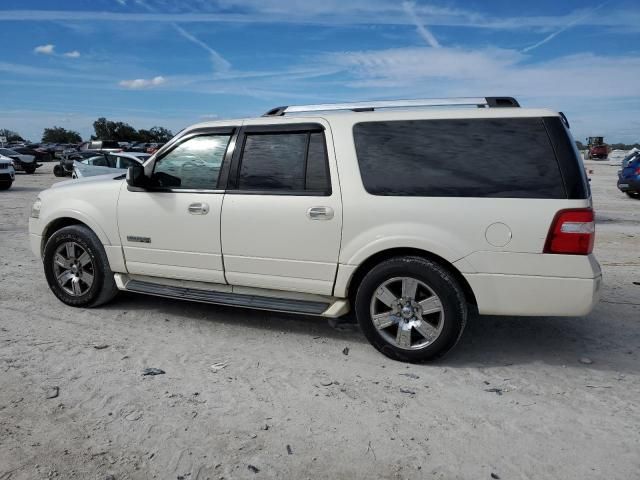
top-left (305, 133), bottom-right (330, 191)
top-left (353, 118), bottom-right (566, 198)
top-left (238, 131), bottom-right (330, 193)
top-left (153, 134), bottom-right (230, 189)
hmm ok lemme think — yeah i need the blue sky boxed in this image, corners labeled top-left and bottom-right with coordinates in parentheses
top-left (0, 0), bottom-right (639, 143)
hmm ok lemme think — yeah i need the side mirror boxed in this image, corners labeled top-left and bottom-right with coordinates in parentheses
top-left (126, 164), bottom-right (147, 188)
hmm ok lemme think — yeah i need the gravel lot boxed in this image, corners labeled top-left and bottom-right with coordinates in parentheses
top-left (1, 162), bottom-right (639, 480)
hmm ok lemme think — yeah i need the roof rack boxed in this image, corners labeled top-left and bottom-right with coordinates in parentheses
top-left (263, 96), bottom-right (520, 116)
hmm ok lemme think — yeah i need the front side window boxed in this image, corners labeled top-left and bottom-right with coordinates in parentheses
top-left (152, 134), bottom-right (231, 189)
top-left (237, 130), bottom-right (330, 194)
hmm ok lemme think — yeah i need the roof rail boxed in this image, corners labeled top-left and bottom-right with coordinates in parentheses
top-left (262, 96), bottom-right (520, 116)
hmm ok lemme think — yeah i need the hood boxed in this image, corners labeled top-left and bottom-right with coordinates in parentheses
top-left (52, 172), bottom-right (125, 189)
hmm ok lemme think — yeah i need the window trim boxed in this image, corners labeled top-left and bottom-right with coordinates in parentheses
top-left (138, 127), bottom-right (236, 193)
top-left (227, 123), bottom-right (332, 196)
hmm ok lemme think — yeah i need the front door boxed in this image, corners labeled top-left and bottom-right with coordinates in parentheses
top-left (221, 122), bottom-right (342, 295)
top-left (117, 128), bottom-right (235, 283)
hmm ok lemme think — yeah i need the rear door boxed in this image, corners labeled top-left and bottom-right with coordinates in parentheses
top-left (220, 121), bottom-right (342, 295)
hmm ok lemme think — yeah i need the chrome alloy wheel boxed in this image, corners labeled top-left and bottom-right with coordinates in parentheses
top-left (369, 276), bottom-right (445, 350)
top-left (52, 242), bottom-right (95, 296)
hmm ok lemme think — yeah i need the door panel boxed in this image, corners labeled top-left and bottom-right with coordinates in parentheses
top-left (118, 189), bottom-right (225, 283)
top-left (221, 194), bottom-right (342, 294)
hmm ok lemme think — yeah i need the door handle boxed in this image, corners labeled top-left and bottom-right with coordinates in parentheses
top-left (307, 206), bottom-right (334, 220)
top-left (188, 202), bottom-right (210, 215)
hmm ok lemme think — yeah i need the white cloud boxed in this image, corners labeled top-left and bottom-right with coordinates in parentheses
top-left (2, 6), bottom-right (639, 33)
top-left (118, 76), bottom-right (166, 89)
top-left (34, 44), bottom-right (55, 55)
top-left (403, 1), bottom-right (441, 48)
top-left (522, 3), bottom-right (608, 52)
top-left (63, 50), bottom-right (81, 58)
top-left (171, 24), bottom-right (231, 72)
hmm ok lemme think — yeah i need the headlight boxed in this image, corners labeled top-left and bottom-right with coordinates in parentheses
top-left (31, 198), bottom-right (42, 219)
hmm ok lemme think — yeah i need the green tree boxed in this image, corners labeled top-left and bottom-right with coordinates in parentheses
top-left (137, 126), bottom-right (174, 143)
top-left (92, 117), bottom-right (141, 142)
top-left (93, 117), bottom-right (173, 143)
top-left (42, 126), bottom-right (82, 143)
top-left (0, 128), bottom-right (25, 142)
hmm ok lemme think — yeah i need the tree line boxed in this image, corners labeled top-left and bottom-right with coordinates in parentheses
top-left (1, 118), bottom-right (175, 144)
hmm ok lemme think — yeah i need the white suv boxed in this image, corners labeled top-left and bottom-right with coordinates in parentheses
top-left (29, 97), bottom-right (601, 362)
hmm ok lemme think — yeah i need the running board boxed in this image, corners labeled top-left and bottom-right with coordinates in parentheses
top-left (124, 279), bottom-right (330, 315)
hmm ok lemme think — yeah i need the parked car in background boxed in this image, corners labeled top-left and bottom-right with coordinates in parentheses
top-left (146, 143), bottom-right (165, 154)
top-left (72, 152), bottom-right (151, 179)
top-left (29, 96), bottom-right (601, 362)
top-left (618, 151), bottom-right (640, 199)
top-left (14, 145), bottom-right (54, 162)
top-left (127, 142), bottom-right (153, 153)
top-left (54, 150), bottom-right (112, 177)
top-left (0, 147), bottom-right (40, 174)
top-left (0, 154), bottom-right (16, 189)
top-left (78, 140), bottom-right (121, 152)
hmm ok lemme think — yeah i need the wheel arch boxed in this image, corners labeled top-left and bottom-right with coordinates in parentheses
top-left (343, 248), bottom-right (477, 307)
top-left (41, 217), bottom-right (106, 257)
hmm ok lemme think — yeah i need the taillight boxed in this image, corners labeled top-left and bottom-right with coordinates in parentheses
top-left (544, 208), bottom-right (595, 255)
top-left (635, 167), bottom-right (640, 175)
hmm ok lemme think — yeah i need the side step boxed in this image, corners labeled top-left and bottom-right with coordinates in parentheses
top-left (125, 279), bottom-right (330, 315)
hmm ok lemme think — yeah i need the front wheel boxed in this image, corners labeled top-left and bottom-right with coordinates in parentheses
top-left (43, 225), bottom-right (118, 307)
top-left (627, 192), bottom-right (640, 199)
top-left (0, 182), bottom-right (12, 190)
top-left (355, 256), bottom-right (468, 362)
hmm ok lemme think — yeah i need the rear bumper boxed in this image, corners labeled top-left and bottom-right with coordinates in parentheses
top-left (617, 178), bottom-right (640, 193)
top-left (465, 273), bottom-right (601, 316)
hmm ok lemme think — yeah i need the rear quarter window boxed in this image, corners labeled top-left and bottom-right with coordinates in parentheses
top-left (353, 117), bottom-right (573, 199)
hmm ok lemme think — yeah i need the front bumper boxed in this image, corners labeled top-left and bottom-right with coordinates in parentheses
top-left (0, 172), bottom-right (14, 182)
top-left (30, 233), bottom-right (43, 260)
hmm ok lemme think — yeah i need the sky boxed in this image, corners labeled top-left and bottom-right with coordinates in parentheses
top-left (0, 0), bottom-right (639, 143)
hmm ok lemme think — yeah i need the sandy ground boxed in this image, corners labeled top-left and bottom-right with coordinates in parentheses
top-left (1, 162), bottom-right (639, 480)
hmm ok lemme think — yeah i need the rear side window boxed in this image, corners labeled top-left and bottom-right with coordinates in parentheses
top-left (237, 131), bottom-right (331, 194)
top-left (353, 118), bottom-right (568, 198)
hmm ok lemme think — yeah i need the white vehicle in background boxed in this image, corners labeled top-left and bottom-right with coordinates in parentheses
top-left (0, 154), bottom-right (16, 189)
top-left (29, 96), bottom-right (601, 362)
top-left (72, 152), bottom-right (151, 179)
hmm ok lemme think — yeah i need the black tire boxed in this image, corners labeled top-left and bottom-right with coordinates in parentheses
top-left (0, 182), bottom-right (12, 190)
top-left (24, 166), bottom-right (36, 174)
top-left (626, 192), bottom-right (640, 199)
top-left (43, 225), bottom-right (118, 307)
top-left (354, 256), bottom-right (467, 362)
top-left (53, 164), bottom-right (65, 177)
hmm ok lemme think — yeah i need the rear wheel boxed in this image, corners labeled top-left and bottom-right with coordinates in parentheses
top-left (24, 166), bottom-right (36, 174)
top-left (355, 256), bottom-right (467, 362)
top-left (43, 225), bottom-right (118, 307)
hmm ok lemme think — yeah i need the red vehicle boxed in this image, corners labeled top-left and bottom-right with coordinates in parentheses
top-left (585, 136), bottom-right (608, 160)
